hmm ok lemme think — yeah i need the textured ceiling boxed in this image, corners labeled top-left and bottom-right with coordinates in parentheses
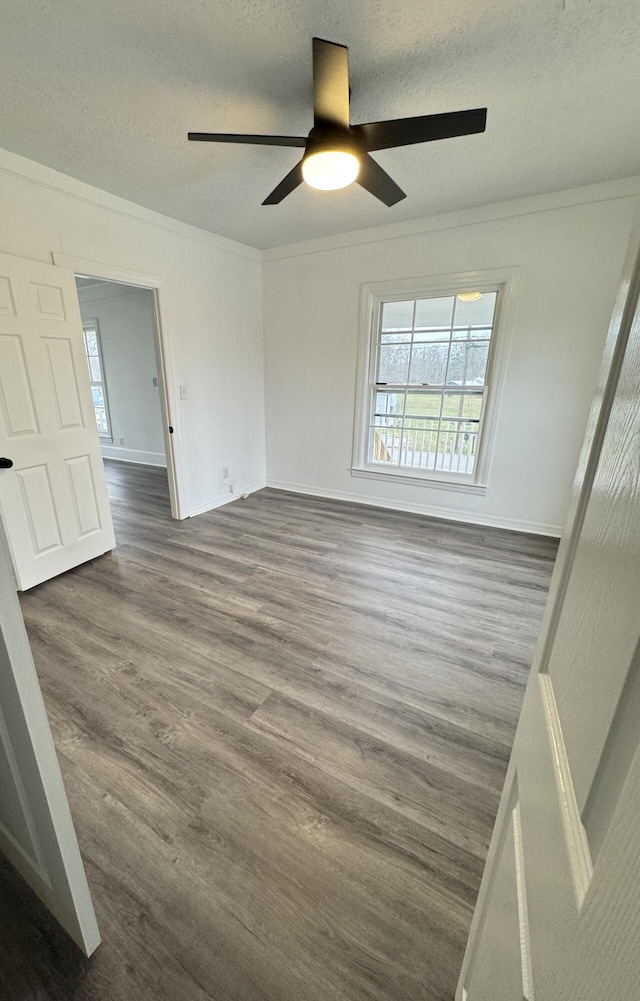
top-left (1, 0), bottom-right (639, 249)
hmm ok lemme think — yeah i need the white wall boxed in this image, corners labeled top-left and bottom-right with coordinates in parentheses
top-left (262, 180), bottom-right (640, 535)
top-left (2, 145), bottom-right (637, 536)
top-left (77, 282), bottom-right (166, 467)
top-left (0, 148), bottom-right (265, 519)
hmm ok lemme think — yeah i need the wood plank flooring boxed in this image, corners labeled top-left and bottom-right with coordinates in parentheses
top-left (3, 460), bottom-right (558, 1001)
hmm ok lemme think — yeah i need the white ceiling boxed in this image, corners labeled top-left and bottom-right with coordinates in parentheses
top-left (1, 0), bottom-right (639, 250)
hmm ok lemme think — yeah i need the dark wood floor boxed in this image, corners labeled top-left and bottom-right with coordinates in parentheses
top-left (4, 460), bottom-right (558, 1001)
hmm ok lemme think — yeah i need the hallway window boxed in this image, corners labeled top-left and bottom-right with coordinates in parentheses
top-left (82, 320), bottom-right (112, 440)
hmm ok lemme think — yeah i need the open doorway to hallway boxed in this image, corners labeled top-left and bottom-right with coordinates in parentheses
top-left (74, 277), bottom-right (172, 519)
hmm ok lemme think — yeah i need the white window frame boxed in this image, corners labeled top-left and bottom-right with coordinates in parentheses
top-left (352, 267), bottom-right (520, 494)
top-left (82, 318), bottom-right (112, 442)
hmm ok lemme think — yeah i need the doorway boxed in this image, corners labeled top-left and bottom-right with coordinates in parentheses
top-left (74, 277), bottom-right (172, 518)
top-left (52, 250), bottom-right (181, 524)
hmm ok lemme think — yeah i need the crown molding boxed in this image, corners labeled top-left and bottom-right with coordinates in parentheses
top-left (0, 147), bottom-right (261, 262)
top-left (261, 175), bottom-right (640, 262)
top-left (2, 147), bottom-right (637, 267)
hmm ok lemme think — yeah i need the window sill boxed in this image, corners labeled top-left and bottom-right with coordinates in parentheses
top-left (351, 466), bottom-right (487, 495)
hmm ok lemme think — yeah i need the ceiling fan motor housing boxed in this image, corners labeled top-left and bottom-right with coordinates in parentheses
top-left (303, 125), bottom-right (361, 161)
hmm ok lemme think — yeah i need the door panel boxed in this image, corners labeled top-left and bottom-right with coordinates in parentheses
top-left (459, 214), bottom-right (640, 1000)
top-left (582, 638), bottom-right (640, 861)
top-left (554, 737), bottom-right (640, 1001)
top-left (32, 282), bottom-right (67, 320)
top-left (0, 695), bottom-right (44, 865)
top-left (0, 276), bottom-right (16, 314)
top-left (517, 677), bottom-right (590, 998)
top-left (15, 464), bottom-right (63, 554)
top-left (65, 454), bottom-right (102, 537)
top-left (463, 811), bottom-right (523, 1001)
top-left (547, 384), bottom-right (640, 809)
top-left (0, 518), bottom-right (100, 954)
top-left (44, 336), bottom-right (85, 429)
top-left (0, 252), bottom-right (115, 590)
top-left (0, 334), bottom-right (39, 434)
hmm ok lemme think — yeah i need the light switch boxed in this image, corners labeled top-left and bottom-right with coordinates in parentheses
top-left (180, 385), bottom-right (188, 400)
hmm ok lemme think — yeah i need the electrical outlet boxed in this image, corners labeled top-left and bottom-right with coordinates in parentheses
top-left (119, 437), bottom-right (125, 446)
top-left (229, 483), bottom-right (234, 494)
top-left (222, 466), bottom-right (230, 480)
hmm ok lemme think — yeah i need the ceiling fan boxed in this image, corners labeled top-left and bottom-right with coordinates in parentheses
top-left (188, 38), bottom-right (487, 207)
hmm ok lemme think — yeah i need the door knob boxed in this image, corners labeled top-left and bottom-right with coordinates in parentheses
top-left (0, 458), bottom-right (13, 469)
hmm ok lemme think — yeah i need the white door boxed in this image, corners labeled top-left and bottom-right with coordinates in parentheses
top-left (0, 251), bottom-right (115, 590)
top-left (0, 514), bottom-right (100, 954)
top-left (458, 216), bottom-right (640, 999)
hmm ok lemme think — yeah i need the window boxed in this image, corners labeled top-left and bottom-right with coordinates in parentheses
top-left (82, 320), bottom-right (111, 439)
top-left (353, 273), bottom-right (514, 490)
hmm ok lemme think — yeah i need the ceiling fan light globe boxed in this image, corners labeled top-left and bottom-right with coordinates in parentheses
top-left (302, 150), bottom-right (360, 190)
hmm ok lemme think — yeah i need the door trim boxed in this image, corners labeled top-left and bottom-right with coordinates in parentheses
top-left (51, 253), bottom-right (184, 519)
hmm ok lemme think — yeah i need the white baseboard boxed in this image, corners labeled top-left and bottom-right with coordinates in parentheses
top-left (101, 445), bottom-right (167, 468)
top-left (265, 478), bottom-right (563, 538)
top-left (185, 480), bottom-right (266, 518)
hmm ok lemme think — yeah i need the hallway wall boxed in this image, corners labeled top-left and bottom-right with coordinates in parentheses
top-left (77, 281), bottom-right (166, 467)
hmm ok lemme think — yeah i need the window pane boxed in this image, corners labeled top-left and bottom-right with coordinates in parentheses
top-left (408, 343), bottom-right (448, 385)
top-left (374, 390), bottom-right (405, 417)
top-left (84, 331), bottom-right (98, 355)
top-left (453, 292), bottom-right (496, 328)
top-left (412, 328), bottom-right (452, 343)
top-left (378, 344), bottom-right (410, 383)
top-left (94, 407), bottom-right (108, 434)
top-left (89, 355), bottom-right (102, 382)
top-left (452, 325), bottom-right (492, 340)
top-left (399, 423), bottom-right (440, 470)
top-left (405, 391), bottom-right (442, 418)
top-left (434, 424), bottom-right (479, 473)
top-left (369, 425), bottom-right (401, 464)
top-left (442, 392), bottom-right (483, 421)
top-left (381, 332), bottom-right (412, 344)
top-left (384, 419), bottom-right (480, 473)
top-left (372, 415), bottom-right (403, 430)
top-left (446, 342), bottom-right (489, 385)
top-left (381, 300), bottom-right (413, 332)
top-left (441, 419), bottom-right (480, 435)
top-left (414, 296), bottom-right (454, 330)
top-left (92, 386), bottom-right (105, 407)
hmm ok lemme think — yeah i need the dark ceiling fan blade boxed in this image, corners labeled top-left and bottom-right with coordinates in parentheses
top-left (188, 132), bottom-right (306, 147)
top-left (312, 38), bottom-right (350, 129)
top-left (352, 108), bottom-right (487, 151)
top-left (356, 153), bottom-right (406, 207)
top-left (262, 160), bottom-right (304, 205)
